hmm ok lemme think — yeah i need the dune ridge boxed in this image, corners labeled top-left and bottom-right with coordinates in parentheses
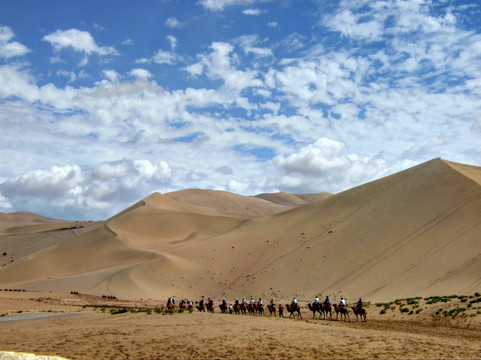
top-left (0, 158), bottom-right (480, 302)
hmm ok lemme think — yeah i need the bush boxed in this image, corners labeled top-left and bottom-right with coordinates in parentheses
top-left (110, 308), bottom-right (128, 315)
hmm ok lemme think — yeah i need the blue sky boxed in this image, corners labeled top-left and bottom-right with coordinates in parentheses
top-left (1, 0), bottom-right (481, 220)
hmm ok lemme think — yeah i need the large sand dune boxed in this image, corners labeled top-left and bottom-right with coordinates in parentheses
top-left (0, 158), bottom-right (480, 303)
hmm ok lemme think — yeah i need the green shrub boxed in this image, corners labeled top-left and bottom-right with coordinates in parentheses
top-left (110, 308), bottom-right (128, 315)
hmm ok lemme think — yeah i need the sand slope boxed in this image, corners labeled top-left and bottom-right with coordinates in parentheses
top-left (0, 159), bottom-right (480, 303)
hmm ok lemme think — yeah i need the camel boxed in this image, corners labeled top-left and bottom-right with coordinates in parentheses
top-left (267, 304), bottom-right (276, 317)
top-left (351, 306), bottom-right (367, 322)
top-left (239, 303), bottom-right (247, 315)
top-left (333, 304), bottom-right (350, 321)
top-left (308, 303), bottom-right (321, 319)
top-left (219, 303), bottom-right (228, 313)
top-left (285, 304), bottom-right (302, 319)
top-left (256, 303), bottom-right (265, 316)
top-left (321, 302), bottom-right (332, 320)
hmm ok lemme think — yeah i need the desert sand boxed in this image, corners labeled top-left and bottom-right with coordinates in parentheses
top-left (0, 158), bottom-right (481, 358)
top-left (0, 291), bottom-right (480, 360)
top-left (1, 158), bottom-right (480, 303)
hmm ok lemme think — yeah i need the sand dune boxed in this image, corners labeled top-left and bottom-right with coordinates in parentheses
top-left (0, 158), bottom-right (480, 304)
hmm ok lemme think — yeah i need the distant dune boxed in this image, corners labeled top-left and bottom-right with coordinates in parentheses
top-left (0, 158), bottom-right (480, 303)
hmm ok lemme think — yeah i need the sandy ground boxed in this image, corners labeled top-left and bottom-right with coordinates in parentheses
top-left (0, 292), bottom-right (480, 360)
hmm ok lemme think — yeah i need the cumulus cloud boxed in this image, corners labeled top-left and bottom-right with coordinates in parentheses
top-left (137, 49), bottom-right (179, 65)
top-left (165, 17), bottom-right (183, 29)
top-left (235, 35), bottom-right (273, 57)
top-left (129, 68), bottom-right (152, 79)
top-left (198, 0), bottom-right (266, 11)
top-left (243, 8), bottom-right (265, 16)
top-left (42, 28), bottom-right (117, 61)
top-left (187, 41), bottom-right (263, 93)
top-left (1, 165), bottom-right (85, 198)
top-left (0, 192), bottom-right (13, 209)
top-left (0, 25), bottom-right (30, 59)
top-left (167, 35), bottom-right (178, 50)
top-left (271, 138), bottom-right (387, 193)
top-left (0, 159), bottom-right (172, 219)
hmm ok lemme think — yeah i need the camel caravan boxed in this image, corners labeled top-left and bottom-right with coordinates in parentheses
top-left (165, 295), bottom-right (367, 322)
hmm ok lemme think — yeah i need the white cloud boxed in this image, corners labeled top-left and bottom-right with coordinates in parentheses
top-left (121, 38), bottom-right (134, 46)
top-left (235, 35), bottom-right (273, 57)
top-left (1, 165), bottom-right (85, 198)
top-left (166, 35), bottom-right (177, 50)
top-left (325, 9), bottom-right (383, 41)
top-left (103, 70), bottom-right (120, 82)
top-left (129, 68), bottom-right (152, 79)
top-left (165, 17), bottom-right (183, 29)
top-left (137, 49), bottom-right (179, 65)
top-left (198, 0), bottom-right (266, 11)
top-left (43, 28), bottom-right (117, 56)
top-left (271, 138), bottom-right (387, 193)
top-left (188, 41), bottom-right (264, 93)
top-left (243, 8), bottom-right (265, 16)
top-left (0, 192), bottom-right (12, 209)
top-left (0, 25), bottom-right (30, 59)
top-left (0, 159), bottom-right (172, 218)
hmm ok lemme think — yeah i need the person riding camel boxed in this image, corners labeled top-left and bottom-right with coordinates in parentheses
top-left (242, 297), bottom-right (247, 305)
top-left (258, 298), bottom-right (263, 306)
top-left (313, 296), bottom-right (319, 305)
top-left (324, 296), bottom-right (330, 304)
top-left (357, 298), bottom-right (363, 309)
top-left (222, 298), bottom-right (227, 306)
top-left (250, 298), bottom-right (255, 305)
top-left (339, 297), bottom-right (347, 308)
top-left (291, 297), bottom-right (298, 309)
top-left (270, 297), bottom-right (275, 305)
top-left (235, 298), bottom-right (239, 306)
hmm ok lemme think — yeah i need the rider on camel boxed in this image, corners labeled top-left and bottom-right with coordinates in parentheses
top-left (291, 297), bottom-right (298, 308)
top-left (270, 297), bottom-right (275, 305)
top-left (339, 297), bottom-right (347, 308)
top-left (258, 298), bottom-right (263, 306)
top-left (313, 296), bottom-right (319, 305)
top-left (235, 298), bottom-right (239, 306)
top-left (357, 298), bottom-right (363, 309)
top-left (324, 295), bottom-right (330, 304)
top-left (250, 298), bottom-right (255, 305)
top-left (242, 297), bottom-right (247, 305)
